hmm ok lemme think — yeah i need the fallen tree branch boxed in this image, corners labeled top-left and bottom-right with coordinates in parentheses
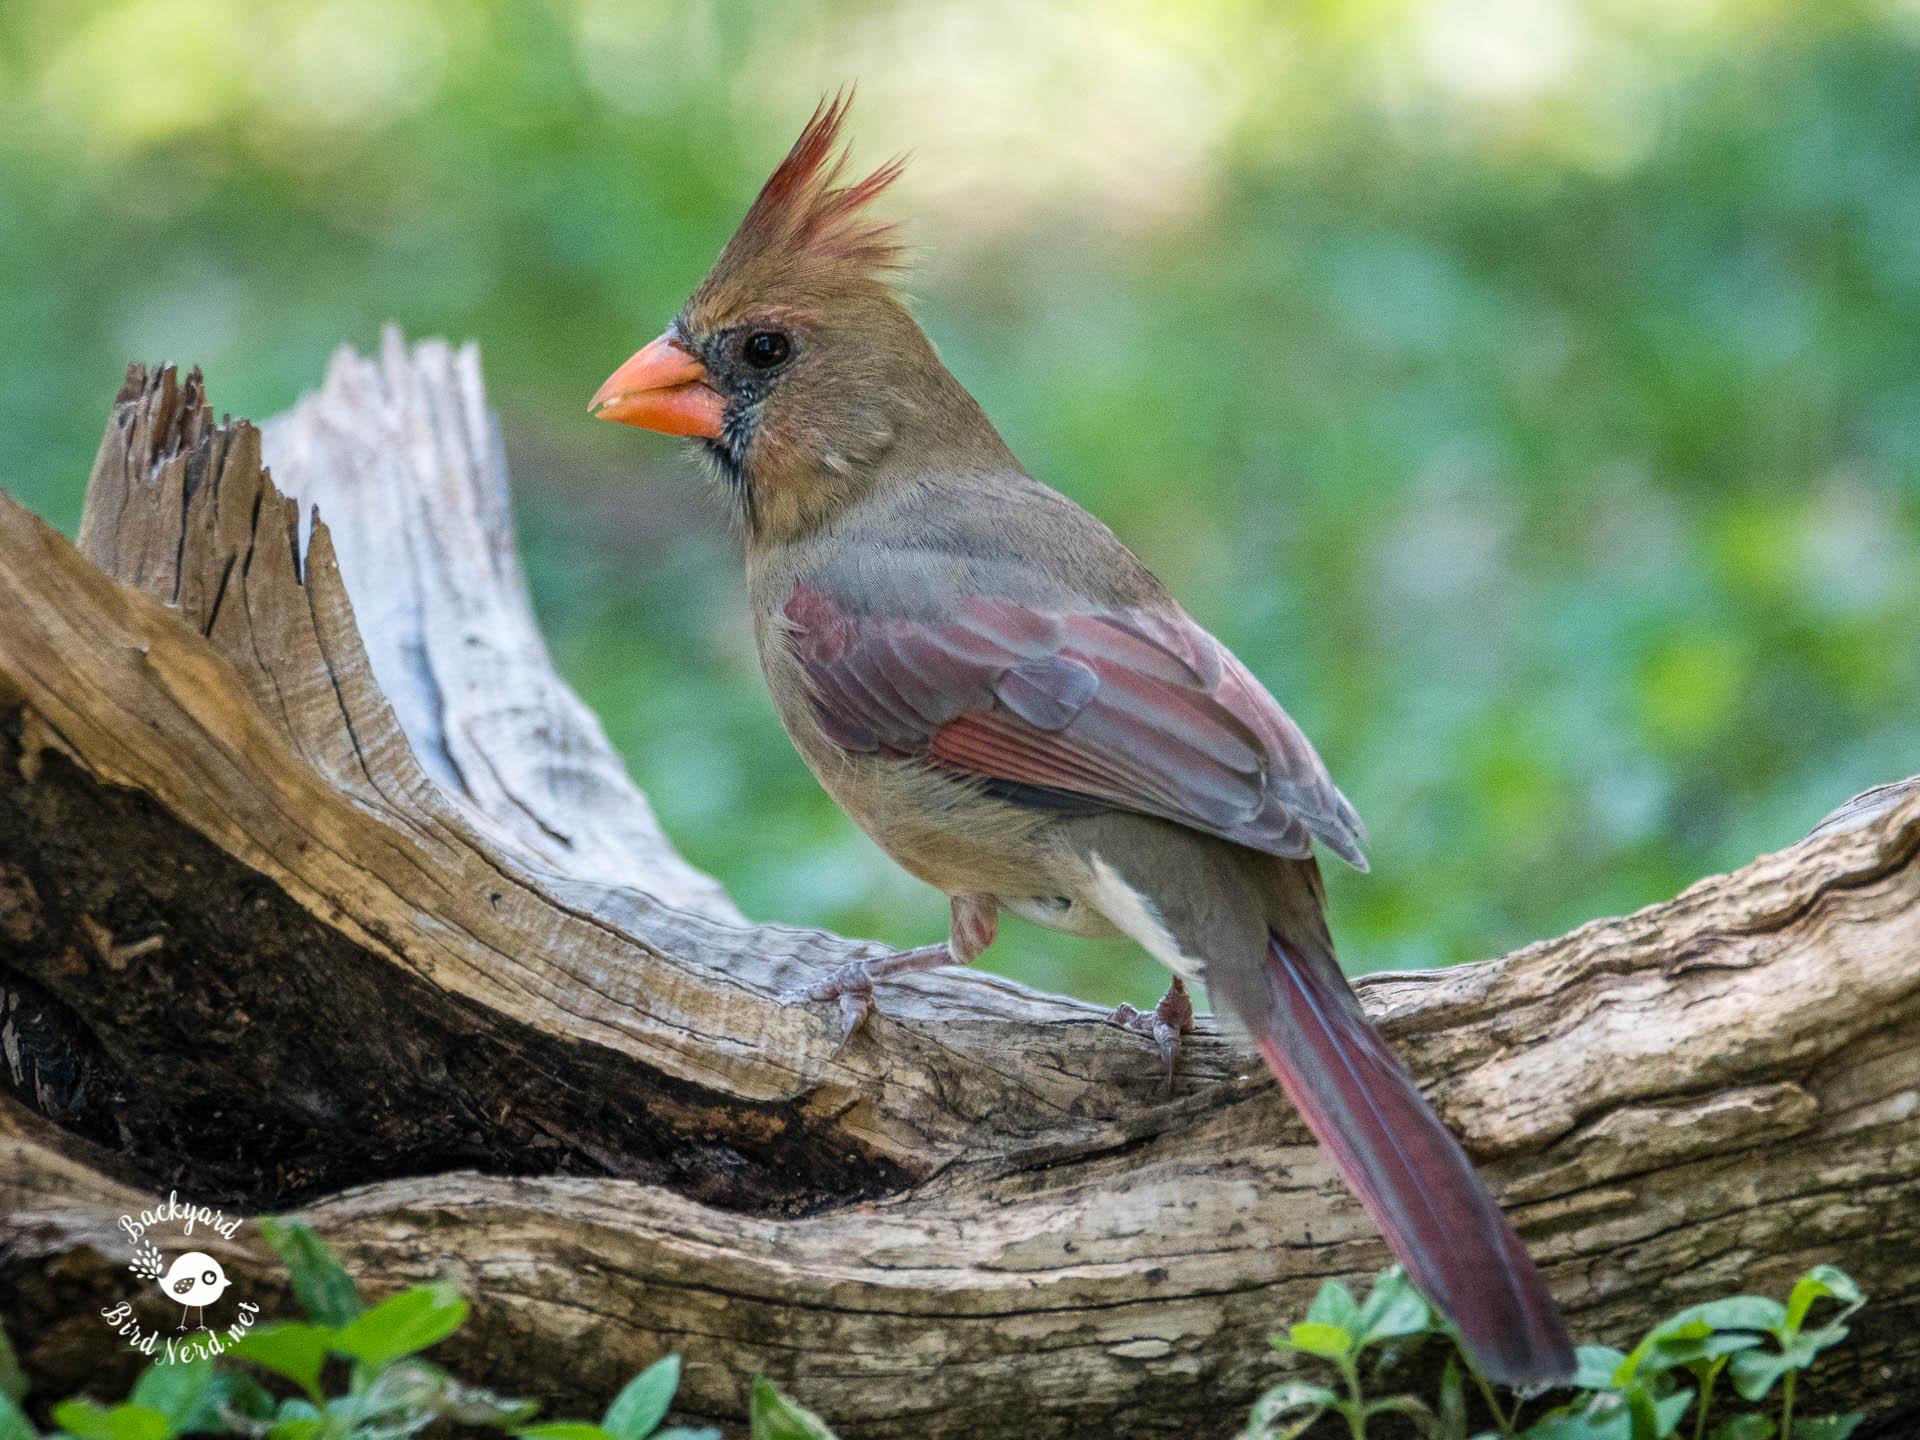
top-left (3, 336), bottom-right (1917, 1436)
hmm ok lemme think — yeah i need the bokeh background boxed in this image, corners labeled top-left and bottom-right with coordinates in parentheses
top-left (2, 0), bottom-right (1916, 1006)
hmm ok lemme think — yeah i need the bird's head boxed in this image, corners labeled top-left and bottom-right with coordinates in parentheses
top-left (590, 92), bottom-right (1007, 544)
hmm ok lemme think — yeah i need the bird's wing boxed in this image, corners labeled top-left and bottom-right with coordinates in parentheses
top-left (781, 584), bottom-right (1366, 867)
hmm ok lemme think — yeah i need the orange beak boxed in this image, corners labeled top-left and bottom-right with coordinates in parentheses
top-left (588, 333), bottom-right (726, 439)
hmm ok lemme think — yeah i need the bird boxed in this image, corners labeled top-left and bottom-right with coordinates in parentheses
top-left (157, 1251), bottom-right (232, 1330)
top-left (589, 93), bottom-right (1575, 1387)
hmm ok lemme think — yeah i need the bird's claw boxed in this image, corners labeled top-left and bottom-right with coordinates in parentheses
top-left (835, 989), bottom-right (871, 1044)
top-left (788, 960), bottom-right (876, 1049)
top-left (1109, 984), bottom-right (1195, 1094)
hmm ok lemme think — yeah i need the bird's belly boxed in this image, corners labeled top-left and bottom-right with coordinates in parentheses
top-left (815, 753), bottom-right (1119, 936)
top-left (999, 892), bottom-right (1120, 939)
top-left (796, 743), bottom-right (1074, 900)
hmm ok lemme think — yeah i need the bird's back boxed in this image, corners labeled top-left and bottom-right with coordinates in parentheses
top-left (753, 463), bottom-right (1168, 621)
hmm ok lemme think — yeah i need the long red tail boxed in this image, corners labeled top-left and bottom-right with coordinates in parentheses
top-left (1255, 930), bottom-right (1574, 1386)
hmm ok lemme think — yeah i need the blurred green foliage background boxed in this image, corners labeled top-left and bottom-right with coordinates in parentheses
top-left (2, 0), bottom-right (1916, 1006)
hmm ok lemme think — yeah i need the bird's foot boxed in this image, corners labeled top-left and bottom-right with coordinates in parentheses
top-left (786, 897), bottom-right (997, 1049)
top-left (1108, 980), bottom-right (1195, 1094)
top-left (790, 942), bottom-right (952, 1046)
top-left (799, 960), bottom-right (878, 1044)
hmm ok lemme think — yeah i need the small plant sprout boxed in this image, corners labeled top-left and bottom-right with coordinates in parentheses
top-left (1243, 1264), bottom-right (1869, 1440)
top-left (1244, 1267), bottom-right (1439, 1439)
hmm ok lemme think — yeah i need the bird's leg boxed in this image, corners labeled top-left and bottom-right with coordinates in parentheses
top-left (1109, 977), bottom-right (1195, 1094)
top-left (799, 894), bottom-right (997, 1043)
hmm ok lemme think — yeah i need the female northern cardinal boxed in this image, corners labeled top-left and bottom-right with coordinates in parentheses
top-left (590, 96), bottom-right (1574, 1386)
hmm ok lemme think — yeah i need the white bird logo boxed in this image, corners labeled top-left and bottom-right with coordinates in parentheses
top-left (156, 1251), bottom-right (232, 1330)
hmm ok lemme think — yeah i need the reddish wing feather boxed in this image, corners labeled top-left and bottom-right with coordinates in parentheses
top-left (784, 587), bottom-right (1366, 866)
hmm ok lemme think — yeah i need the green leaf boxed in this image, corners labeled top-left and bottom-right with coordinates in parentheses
top-left (1728, 1318), bottom-right (1852, 1403)
top-left (1784, 1267), bottom-right (1863, 1334)
top-left (1647, 1315), bottom-right (1714, 1342)
top-left (1645, 1330), bottom-right (1761, 1375)
top-left (319, 1393), bottom-right (370, 1431)
top-left (0, 1392), bottom-right (35, 1440)
top-left (1277, 1322), bottom-right (1353, 1360)
top-left (1244, 1382), bottom-right (1336, 1436)
top-left (1629, 1306), bottom-right (1768, 1380)
top-left (1306, 1280), bottom-right (1361, 1333)
top-left (231, 1324), bottom-right (334, 1398)
top-left (1353, 1267), bottom-right (1434, 1346)
top-left (1619, 1383), bottom-right (1693, 1440)
top-left (130, 1362), bottom-right (216, 1433)
top-left (1622, 1389), bottom-right (1657, 1440)
top-left (264, 1422), bottom-right (320, 1440)
top-left (204, 1369), bottom-right (277, 1430)
top-left (259, 1221), bottom-right (362, 1327)
top-left (603, 1356), bottom-right (680, 1440)
top-left (0, 1328), bottom-right (25, 1406)
top-left (354, 1355), bottom-right (452, 1422)
top-left (1706, 1417), bottom-right (1774, 1440)
top-left (1570, 1346), bottom-right (1630, 1390)
top-left (1519, 1394), bottom-right (1634, 1440)
top-left (1650, 1388), bottom-right (1695, 1438)
top-left (515, 1426), bottom-right (615, 1440)
top-left (49, 1402), bottom-right (172, 1440)
top-left (1792, 1321), bottom-right (1851, 1363)
top-left (1673, 1298), bottom-right (1788, 1335)
top-left (1727, 1350), bottom-right (1792, 1402)
top-left (1791, 1417), bottom-right (1863, 1440)
top-left (1615, 1295), bottom-right (1784, 1387)
top-left (747, 1378), bottom-right (839, 1440)
top-left (330, 1284), bottom-right (468, 1369)
top-left (1247, 1380), bottom-right (1338, 1426)
top-left (651, 1432), bottom-right (722, 1440)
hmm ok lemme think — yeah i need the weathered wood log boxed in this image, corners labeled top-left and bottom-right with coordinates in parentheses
top-left (3, 335), bottom-right (1917, 1436)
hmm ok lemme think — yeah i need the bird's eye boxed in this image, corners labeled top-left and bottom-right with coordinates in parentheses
top-left (204, 1270), bottom-right (217, 1284)
top-left (742, 330), bottom-right (791, 370)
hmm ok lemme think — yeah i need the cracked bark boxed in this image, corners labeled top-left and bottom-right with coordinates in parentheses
top-left (2, 335), bottom-right (1918, 1437)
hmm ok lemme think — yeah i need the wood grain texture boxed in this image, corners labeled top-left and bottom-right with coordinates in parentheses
top-left (4, 339), bottom-right (1918, 1436)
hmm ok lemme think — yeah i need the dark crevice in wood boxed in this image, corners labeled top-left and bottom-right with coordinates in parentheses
top-left (0, 717), bottom-right (915, 1216)
top-left (0, 968), bottom-right (131, 1152)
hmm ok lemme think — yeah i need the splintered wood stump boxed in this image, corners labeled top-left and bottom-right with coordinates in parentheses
top-left (3, 335), bottom-right (1918, 1437)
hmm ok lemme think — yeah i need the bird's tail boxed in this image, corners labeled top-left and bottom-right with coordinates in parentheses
top-left (1253, 926), bottom-right (1575, 1386)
